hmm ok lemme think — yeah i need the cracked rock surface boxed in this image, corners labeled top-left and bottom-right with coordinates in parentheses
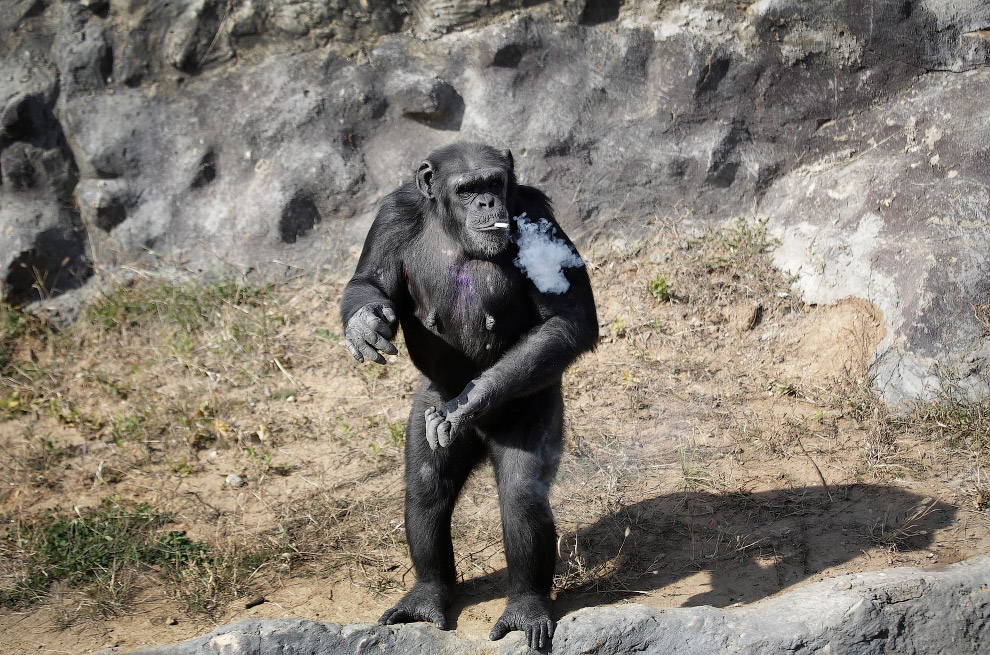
top-left (2, 0), bottom-right (989, 403)
top-left (115, 557), bottom-right (989, 654)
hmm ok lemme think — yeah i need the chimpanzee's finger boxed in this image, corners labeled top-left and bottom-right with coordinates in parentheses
top-left (346, 338), bottom-right (365, 363)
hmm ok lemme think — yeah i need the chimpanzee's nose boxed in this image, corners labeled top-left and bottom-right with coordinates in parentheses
top-left (477, 194), bottom-right (495, 208)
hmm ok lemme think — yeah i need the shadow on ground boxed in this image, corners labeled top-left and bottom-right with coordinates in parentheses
top-left (449, 484), bottom-right (955, 626)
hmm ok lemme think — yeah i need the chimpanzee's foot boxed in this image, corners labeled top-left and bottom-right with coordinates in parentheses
top-left (378, 583), bottom-right (451, 630)
top-left (489, 594), bottom-right (554, 649)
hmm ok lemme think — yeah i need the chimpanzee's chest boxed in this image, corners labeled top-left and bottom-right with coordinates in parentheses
top-left (405, 253), bottom-right (535, 362)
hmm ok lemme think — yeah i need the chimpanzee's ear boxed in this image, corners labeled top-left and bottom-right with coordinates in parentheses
top-left (501, 149), bottom-right (514, 174)
top-left (416, 160), bottom-right (436, 200)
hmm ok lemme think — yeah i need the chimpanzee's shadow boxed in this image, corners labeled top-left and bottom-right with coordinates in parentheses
top-left (449, 484), bottom-right (955, 624)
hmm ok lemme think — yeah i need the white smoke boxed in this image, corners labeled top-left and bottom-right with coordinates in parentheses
top-left (512, 213), bottom-right (584, 294)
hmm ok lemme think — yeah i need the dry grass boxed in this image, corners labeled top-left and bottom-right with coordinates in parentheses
top-left (1, 219), bottom-right (988, 651)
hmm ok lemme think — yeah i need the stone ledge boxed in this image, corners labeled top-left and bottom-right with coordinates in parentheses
top-left (117, 556), bottom-right (989, 655)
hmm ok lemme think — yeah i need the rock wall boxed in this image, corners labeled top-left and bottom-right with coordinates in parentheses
top-left (117, 557), bottom-right (990, 654)
top-left (1, 0), bottom-right (988, 404)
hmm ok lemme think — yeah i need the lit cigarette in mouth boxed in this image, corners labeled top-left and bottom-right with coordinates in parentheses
top-left (493, 222), bottom-right (509, 228)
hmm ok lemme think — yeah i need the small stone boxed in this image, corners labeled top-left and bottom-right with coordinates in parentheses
top-left (244, 595), bottom-right (265, 609)
top-left (225, 473), bottom-right (245, 488)
top-left (165, 616), bottom-right (178, 625)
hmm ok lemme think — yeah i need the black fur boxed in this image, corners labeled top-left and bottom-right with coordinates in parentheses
top-left (340, 142), bottom-right (597, 649)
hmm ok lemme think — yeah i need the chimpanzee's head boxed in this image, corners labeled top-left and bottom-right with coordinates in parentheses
top-left (415, 143), bottom-right (515, 257)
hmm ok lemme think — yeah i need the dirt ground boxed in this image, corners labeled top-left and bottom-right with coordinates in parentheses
top-left (1, 220), bottom-right (987, 654)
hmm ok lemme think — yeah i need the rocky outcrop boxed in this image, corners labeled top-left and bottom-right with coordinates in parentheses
top-left (117, 556), bottom-right (990, 654)
top-left (1, 0), bottom-right (988, 403)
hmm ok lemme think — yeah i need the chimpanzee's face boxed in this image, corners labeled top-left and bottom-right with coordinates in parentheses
top-left (449, 167), bottom-right (511, 257)
top-left (416, 144), bottom-right (515, 258)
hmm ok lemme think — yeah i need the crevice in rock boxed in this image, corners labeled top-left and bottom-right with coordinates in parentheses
top-left (190, 150), bottom-right (217, 189)
top-left (3, 227), bottom-right (93, 305)
top-left (183, 0), bottom-right (223, 74)
top-left (406, 88), bottom-right (464, 131)
top-left (279, 191), bottom-right (322, 243)
top-left (1, 93), bottom-right (58, 147)
top-left (581, 0), bottom-right (623, 25)
top-left (100, 40), bottom-right (114, 83)
top-left (0, 72), bottom-right (93, 304)
top-left (93, 202), bottom-right (127, 232)
top-left (696, 57), bottom-right (731, 97)
top-left (492, 44), bottom-right (524, 68)
top-left (21, 0), bottom-right (47, 20)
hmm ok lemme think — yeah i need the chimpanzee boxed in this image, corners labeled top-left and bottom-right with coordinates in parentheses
top-left (340, 142), bottom-right (597, 649)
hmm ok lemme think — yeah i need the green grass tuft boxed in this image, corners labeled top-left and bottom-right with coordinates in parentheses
top-left (85, 278), bottom-right (272, 332)
top-left (0, 498), bottom-right (211, 609)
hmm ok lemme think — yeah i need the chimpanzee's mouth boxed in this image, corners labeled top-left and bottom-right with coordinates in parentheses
top-left (477, 222), bottom-right (510, 231)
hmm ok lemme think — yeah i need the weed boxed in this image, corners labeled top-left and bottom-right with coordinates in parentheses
top-left (679, 442), bottom-right (713, 489)
top-left (244, 444), bottom-right (274, 472)
top-left (0, 303), bottom-right (34, 370)
top-left (648, 274), bottom-right (671, 302)
top-left (111, 413), bottom-right (145, 444)
top-left (385, 419), bottom-right (406, 448)
top-left (25, 435), bottom-right (71, 476)
top-left (610, 316), bottom-right (628, 338)
top-left (913, 395), bottom-right (989, 455)
top-left (315, 328), bottom-right (338, 342)
top-left (972, 302), bottom-right (990, 336)
top-left (868, 498), bottom-right (939, 551)
top-left (774, 380), bottom-right (797, 397)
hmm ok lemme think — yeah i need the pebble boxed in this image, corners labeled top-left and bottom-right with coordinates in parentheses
top-left (226, 473), bottom-right (246, 488)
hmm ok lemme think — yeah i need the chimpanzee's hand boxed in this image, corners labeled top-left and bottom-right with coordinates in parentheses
top-left (424, 381), bottom-right (493, 449)
top-left (345, 303), bottom-right (398, 365)
top-left (424, 405), bottom-right (459, 449)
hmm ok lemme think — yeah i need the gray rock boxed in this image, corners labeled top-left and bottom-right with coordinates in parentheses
top-left (0, 0), bottom-right (987, 403)
top-left (116, 556), bottom-right (990, 654)
top-left (763, 68), bottom-right (990, 405)
top-left (52, 5), bottom-right (111, 93)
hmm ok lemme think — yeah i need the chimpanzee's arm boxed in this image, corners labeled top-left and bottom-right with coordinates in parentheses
top-left (457, 260), bottom-right (596, 410)
top-left (340, 192), bottom-right (415, 364)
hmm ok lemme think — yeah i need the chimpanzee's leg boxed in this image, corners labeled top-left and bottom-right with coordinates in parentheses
top-left (379, 381), bottom-right (482, 629)
top-left (486, 387), bottom-right (563, 650)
